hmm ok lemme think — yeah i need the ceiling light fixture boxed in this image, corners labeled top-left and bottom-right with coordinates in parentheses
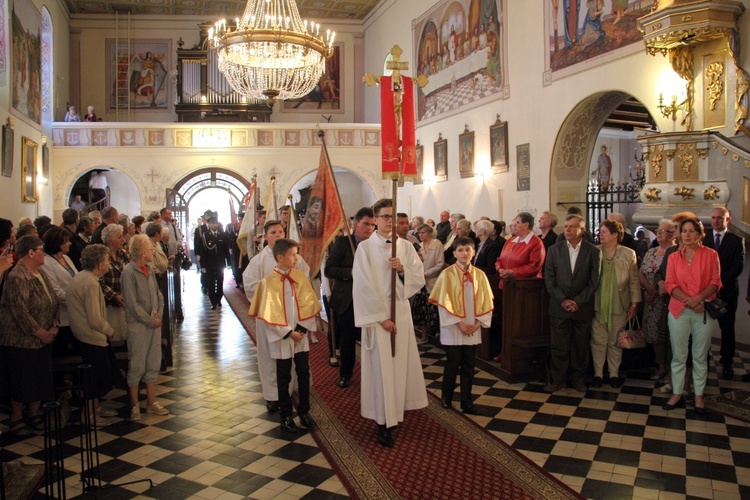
top-left (209, 0), bottom-right (335, 106)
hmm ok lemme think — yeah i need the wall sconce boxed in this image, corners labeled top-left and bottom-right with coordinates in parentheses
top-left (200, 95), bottom-right (207, 103)
top-left (241, 96), bottom-right (248, 104)
top-left (657, 93), bottom-right (686, 121)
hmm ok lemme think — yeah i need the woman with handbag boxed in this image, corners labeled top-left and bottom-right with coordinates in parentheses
top-left (639, 219), bottom-right (676, 381)
top-left (663, 218), bottom-right (721, 415)
top-left (591, 219), bottom-right (641, 389)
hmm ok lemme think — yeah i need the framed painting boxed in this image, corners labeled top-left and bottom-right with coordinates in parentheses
top-left (21, 137), bottom-right (38, 203)
top-left (106, 39), bottom-right (171, 109)
top-left (490, 116), bottom-right (509, 173)
top-left (459, 127), bottom-right (474, 178)
top-left (413, 0), bottom-right (509, 126)
top-left (1, 124), bottom-right (14, 178)
top-left (11, 0), bottom-right (42, 126)
top-left (434, 135), bottom-right (447, 182)
top-left (282, 44), bottom-right (343, 113)
top-left (42, 142), bottom-right (49, 182)
top-left (414, 143), bottom-right (424, 185)
top-left (543, 0), bottom-right (653, 85)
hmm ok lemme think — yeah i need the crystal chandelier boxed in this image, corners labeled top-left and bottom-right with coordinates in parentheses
top-left (209, 0), bottom-right (335, 106)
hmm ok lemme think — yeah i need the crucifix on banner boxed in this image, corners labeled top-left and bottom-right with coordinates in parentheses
top-left (363, 45), bottom-right (429, 356)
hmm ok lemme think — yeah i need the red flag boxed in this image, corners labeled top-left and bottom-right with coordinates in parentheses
top-left (299, 148), bottom-right (345, 278)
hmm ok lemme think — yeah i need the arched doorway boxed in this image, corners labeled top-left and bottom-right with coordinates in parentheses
top-left (68, 167), bottom-right (141, 216)
top-left (169, 167), bottom-right (254, 257)
top-left (286, 166), bottom-right (378, 234)
top-left (549, 91), bottom-right (657, 234)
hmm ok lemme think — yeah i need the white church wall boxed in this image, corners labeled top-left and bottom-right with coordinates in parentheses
top-left (363, 0), bottom-right (750, 225)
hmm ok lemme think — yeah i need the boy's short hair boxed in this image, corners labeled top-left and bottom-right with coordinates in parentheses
top-left (371, 198), bottom-right (392, 216)
top-left (264, 219), bottom-right (283, 234)
top-left (273, 238), bottom-right (299, 260)
top-left (453, 236), bottom-right (475, 251)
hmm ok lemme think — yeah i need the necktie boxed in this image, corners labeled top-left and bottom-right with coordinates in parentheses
top-left (715, 233), bottom-right (721, 249)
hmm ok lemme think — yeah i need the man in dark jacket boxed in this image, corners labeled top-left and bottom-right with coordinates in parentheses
top-left (198, 211), bottom-right (231, 309)
top-left (324, 207), bottom-right (375, 389)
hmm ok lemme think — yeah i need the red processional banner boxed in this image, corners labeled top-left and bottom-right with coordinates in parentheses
top-left (380, 76), bottom-right (417, 181)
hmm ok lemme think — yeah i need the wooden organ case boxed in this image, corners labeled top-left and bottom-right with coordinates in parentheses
top-left (175, 23), bottom-right (273, 123)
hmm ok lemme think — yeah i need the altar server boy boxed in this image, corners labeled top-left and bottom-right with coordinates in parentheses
top-left (248, 238), bottom-right (320, 433)
top-left (429, 237), bottom-right (494, 415)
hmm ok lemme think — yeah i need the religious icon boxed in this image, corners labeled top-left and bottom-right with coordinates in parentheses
top-left (459, 127), bottom-right (474, 178)
top-left (490, 116), bottom-right (509, 173)
top-left (434, 135), bottom-right (447, 182)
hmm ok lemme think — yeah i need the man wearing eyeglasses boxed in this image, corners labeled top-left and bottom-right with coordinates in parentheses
top-left (352, 198), bottom-right (427, 448)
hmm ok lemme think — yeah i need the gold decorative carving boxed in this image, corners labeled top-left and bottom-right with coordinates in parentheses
top-left (733, 153), bottom-right (740, 162)
top-left (722, 147), bottom-right (728, 155)
top-left (651, 154), bottom-right (663, 178)
top-left (704, 185), bottom-right (720, 200)
top-left (705, 61), bottom-right (724, 111)
top-left (643, 27), bottom-right (732, 57)
top-left (697, 148), bottom-right (709, 159)
top-left (712, 142), bottom-right (718, 148)
top-left (644, 187), bottom-right (662, 202)
top-left (679, 153), bottom-right (694, 176)
top-left (669, 46), bottom-right (695, 131)
top-left (666, 150), bottom-right (676, 160)
top-left (728, 30), bottom-right (749, 134)
top-left (745, 160), bottom-right (750, 168)
top-left (675, 186), bottom-right (695, 200)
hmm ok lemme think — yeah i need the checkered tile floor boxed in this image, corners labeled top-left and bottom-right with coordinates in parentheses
top-left (2, 270), bottom-right (749, 499)
top-left (421, 70), bottom-right (501, 122)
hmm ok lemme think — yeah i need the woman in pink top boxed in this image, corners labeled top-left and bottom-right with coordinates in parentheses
top-left (663, 218), bottom-right (721, 414)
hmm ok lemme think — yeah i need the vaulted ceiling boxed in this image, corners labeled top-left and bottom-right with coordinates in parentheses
top-left (62, 0), bottom-right (381, 20)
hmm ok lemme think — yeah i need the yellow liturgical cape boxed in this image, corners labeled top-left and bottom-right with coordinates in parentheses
top-left (248, 268), bottom-right (321, 326)
top-left (429, 264), bottom-right (494, 318)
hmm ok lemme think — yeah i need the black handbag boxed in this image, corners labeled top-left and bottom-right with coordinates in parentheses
top-left (704, 298), bottom-right (728, 320)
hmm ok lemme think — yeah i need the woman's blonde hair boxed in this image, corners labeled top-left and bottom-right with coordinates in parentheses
top-left (129, 234), bottom-right (152, 261)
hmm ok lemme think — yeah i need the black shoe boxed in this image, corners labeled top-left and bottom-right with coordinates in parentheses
top-left (441, 396), bottom-right (452, 409)
top-left (461, 404), bottom-right (481, 415)
top-left (723, 366), bottom-right (734, 379)
top-left (377, 425), bottom-right (393, 448)
top-left (338, 377), bottom-right (350, 388)
top-left (280, 417), bottom-right (298, 433)
top-left (694, 405), bottom-right (706, 415)
top-left (217, 303), bottom-right (222, 308)
top-left (610, 377), bottom-right (623, 389)
top-left (662, 396), bottom-right (685, 410)
top-left (299, 413), bottom-right (316, 429)
top-left (591, 377), bottom-right (603, 388)
top-left (266, 401), bottom-right (280, 412)
top-left (210, 305), bottom-right (217, 310)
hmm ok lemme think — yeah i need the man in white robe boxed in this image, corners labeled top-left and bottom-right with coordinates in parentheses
top-left (352, 199), bottom-right (427, 447)
top-left (243, 220), bottom-right (310, 411)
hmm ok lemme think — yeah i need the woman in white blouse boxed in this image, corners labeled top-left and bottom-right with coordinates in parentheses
top-left (40, 226), bottom-right (78, 357)
top-left (412, 224), bottom-right (444, 342)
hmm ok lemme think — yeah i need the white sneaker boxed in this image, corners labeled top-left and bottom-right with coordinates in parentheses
top-left (130, 405), bottom-right (141, 421)
top-left (146, 402), bottom-right (169, 415)
top-left (97, 407), bottom-right (117, 418)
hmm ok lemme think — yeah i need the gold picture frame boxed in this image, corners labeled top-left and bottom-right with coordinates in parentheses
top-left (459, 126), bottom-right (475, 178)
top-left (21, 137), bottom-right (38, 203)
top-left (434, 134), bottom-right (447, 182)
top-left (490, 115), bottom-right (509, 173)
top-left (414, 143), bottom-right (424, 185)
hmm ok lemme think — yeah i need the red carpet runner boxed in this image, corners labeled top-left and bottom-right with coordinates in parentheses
top-left (226, 283), bottom-right (581, 499)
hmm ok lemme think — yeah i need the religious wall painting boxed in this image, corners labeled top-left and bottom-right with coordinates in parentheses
top-left (414, 143), bottom-right (424, 185)
top-left (490, 115), bottom-right (508, 173)
top-left (544, 0), bottom-right (652, 84)
top-left (434, 134), bottom-right (448, 182)
top-left (41, 142), bottom-right (49, 182)
top-left (106, 39), bottom-right (171, 109)
top-left (21, 137), bottom-right (37, 203)
top-left (281, 44), bottom-right (343, 113)
top-left (459, 126), bottom-right (474, 178)
top-left (413, 0), bottom-right (508, 126)
top-left (11, 0), bottom-right (41, 126)
top-left (1, 123), bottom-right (13, 178)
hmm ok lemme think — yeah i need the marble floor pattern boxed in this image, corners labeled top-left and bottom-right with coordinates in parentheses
top-left (1, 271), bottom-right (749, 499)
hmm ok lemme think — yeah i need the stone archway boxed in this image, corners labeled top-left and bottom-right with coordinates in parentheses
top-left (549, 91), bottom-right (636, 217)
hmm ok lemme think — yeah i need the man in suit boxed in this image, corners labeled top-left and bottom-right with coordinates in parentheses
top-left (543, 214), bottom-right (601, 393)
top-left (91, 206), bottom-right (119, 244)
top-left (703, 207), bottom-right (745, 378)
top-left (199, 211), bottom-right (231, 309)
top-left (325, 207), bottom-right (375, 388)
top-left (194, 210), bottom-right (212, 294)
top-left (473, 219), bottom-right (503, 276)
top-left (67, 216), bottom-right (92, 271)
